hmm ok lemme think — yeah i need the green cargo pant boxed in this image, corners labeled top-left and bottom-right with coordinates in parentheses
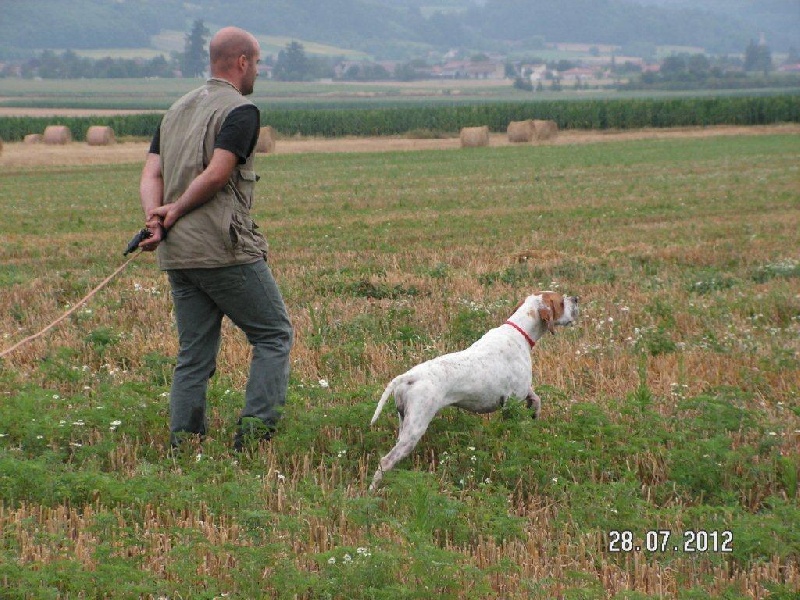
top-left (166, 260), bottom-right (293, 448)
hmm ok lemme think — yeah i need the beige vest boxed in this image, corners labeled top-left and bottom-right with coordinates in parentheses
top-left (156, 78), bottom-right (268, 269)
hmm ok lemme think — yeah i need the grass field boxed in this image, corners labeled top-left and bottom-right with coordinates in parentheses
top-left (3, 78), bottom-right (798, 113)
top-left (0, 132), bottom-right (798, 598)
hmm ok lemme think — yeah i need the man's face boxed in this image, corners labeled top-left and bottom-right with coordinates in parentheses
top-left (241, 46), bottom-right (260, 96)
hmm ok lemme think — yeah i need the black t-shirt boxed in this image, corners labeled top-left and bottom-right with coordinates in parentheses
top-left (149, 104), bottom-right (260, 164)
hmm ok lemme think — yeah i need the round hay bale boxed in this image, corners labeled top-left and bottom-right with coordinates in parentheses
top-left (507, 120), bottom-right (535, 143)
top-left (533, 119), bottom-right (558, 141)
top-left (255, 126), bottom-right (276, 154)
top-left (24, 134), bottom-right (42, 144)
top-left (43, 125), bottom-right (72, 145)
top-left (86, 125), bottom-right (116, 146)
top-left (459, 125), bottom-right (490, 148)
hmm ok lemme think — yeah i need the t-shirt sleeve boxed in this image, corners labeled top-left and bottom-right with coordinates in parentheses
top-left (215, 104), bottom-right (261, 163)
top-left (148, 118), bottom-right (162, 154)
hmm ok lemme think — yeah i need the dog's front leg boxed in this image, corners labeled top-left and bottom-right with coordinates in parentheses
top-left (526, 388), bottom-right (541, 419)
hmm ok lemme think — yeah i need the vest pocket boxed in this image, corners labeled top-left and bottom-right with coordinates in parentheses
top-left (236, 169), bottom-right (258, 209)
top-left (222, 203), bottom-right (236, 254)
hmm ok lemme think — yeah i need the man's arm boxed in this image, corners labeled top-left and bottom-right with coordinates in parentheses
top-left (138, 152), bottom-right (165, 251)
top-left (148, 148), bottom-right (239, 230)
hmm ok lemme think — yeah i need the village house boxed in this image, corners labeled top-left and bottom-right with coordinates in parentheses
top-left (521, 63), bottom-right (549, 83)
top-left (431, 60), bottom-right (505, 80)
top-left (560, 67), bottom-right (596, 82)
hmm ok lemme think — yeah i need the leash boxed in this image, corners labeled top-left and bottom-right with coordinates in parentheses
top-left (0, 251), bottom-right (142, 359)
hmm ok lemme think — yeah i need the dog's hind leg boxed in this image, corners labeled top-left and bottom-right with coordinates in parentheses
top-left (369, 405), bottom-right (437, 491)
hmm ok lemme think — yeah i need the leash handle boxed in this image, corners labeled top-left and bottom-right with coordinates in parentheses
top-left (0, 252), bottom-right (142, 359)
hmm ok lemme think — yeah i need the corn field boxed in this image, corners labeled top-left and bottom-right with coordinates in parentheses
top-left (1, 94), bottom-right (798, 142)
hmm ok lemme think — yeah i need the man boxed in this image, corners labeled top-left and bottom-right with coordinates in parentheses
top-left (138, 26), bottom-right (293, 451)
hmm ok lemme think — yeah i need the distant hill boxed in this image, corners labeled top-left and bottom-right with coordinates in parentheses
top-left (0, 0), bottom-right (797, 60)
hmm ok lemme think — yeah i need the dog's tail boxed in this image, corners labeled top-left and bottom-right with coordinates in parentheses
top-left (370, 375), bottom-right (403, 426)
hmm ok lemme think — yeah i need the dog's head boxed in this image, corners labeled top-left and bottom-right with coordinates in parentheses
top-left (531, 291), bottom-right (579, 334)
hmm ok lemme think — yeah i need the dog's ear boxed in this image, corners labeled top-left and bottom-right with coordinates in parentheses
top-left (538, 305), bottom-right (556, 334)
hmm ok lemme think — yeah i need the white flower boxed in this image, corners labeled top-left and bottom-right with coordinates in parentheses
top-left (328, 557), bottom-right (336, 565)
top-left (343, 554), bottom-right (352, 563)
top-left (318, 378), bottom-right (329, 389)
top-left (195, 453), bottom-right (203, 462)
top-left (277, 472), bottom-right (286, 483)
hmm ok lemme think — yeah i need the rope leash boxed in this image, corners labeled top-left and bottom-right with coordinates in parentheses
top-left (0, 252), bottom-right (142, 359)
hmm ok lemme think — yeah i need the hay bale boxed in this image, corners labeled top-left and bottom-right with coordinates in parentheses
top-left (24, 134), bottom-right (42, 144)
top-left (86, 125), bottom-right (116, 146)
top-left (507, 120), bottom-right (535, 143)
top-left (255, 126), bottom-right (276, 153)
top-left (43, 125), bottom-right (72, 145)
top-left (459, 126), bottom-right (490, 148)
top-left (533, 119), bottom-right (558, 141)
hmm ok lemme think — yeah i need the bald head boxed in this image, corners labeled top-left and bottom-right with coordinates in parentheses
top-left (209, 27), bottom-right (259, 75)
top-left (208, 27), bottom-right (261, 95)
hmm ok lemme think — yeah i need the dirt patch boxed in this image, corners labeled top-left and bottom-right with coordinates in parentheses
top-left (1, 124), bottom-right (797, 169)
top-left (0, 106), bottom-right (163, 117)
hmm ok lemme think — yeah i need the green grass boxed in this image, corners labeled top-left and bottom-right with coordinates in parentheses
top-left (0, 133), bottom-right (798, 598)
top-left (1, 77), bottom-right (798, 112)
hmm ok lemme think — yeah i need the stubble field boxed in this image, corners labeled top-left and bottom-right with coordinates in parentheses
top-left (0, 127), bottom-right (798, 598)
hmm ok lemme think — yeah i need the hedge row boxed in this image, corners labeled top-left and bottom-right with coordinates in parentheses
top-left (0, 113), bottom-right (163, 143)
top-left (1, 95), bottom-right (798, 142)
top-left (262, 95), bottom-right (800, 136)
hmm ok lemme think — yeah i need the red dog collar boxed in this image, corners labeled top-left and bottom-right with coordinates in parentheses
top-left (504, 321), bottom-right (536, 348)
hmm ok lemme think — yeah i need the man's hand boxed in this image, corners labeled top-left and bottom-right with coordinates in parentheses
top-left (139, 216), bottom-right (166, 252)
top-left (148, 204), bottom-right (183, 231)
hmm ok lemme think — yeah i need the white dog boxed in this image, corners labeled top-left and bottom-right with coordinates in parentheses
top-left (369, 291), bottom-right (578, 490)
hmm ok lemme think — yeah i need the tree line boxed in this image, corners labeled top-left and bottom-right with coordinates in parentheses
top-left (3, 19), bottom-right (794, 93)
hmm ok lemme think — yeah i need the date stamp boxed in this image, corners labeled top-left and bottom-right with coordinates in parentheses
top-left (607, 530), bottom-right (733, 553)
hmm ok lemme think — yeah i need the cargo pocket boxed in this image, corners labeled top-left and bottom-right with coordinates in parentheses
top-left (221, 203), bottom-right (237, 254)
top-left (236, 169), bottom-right (259, 209)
